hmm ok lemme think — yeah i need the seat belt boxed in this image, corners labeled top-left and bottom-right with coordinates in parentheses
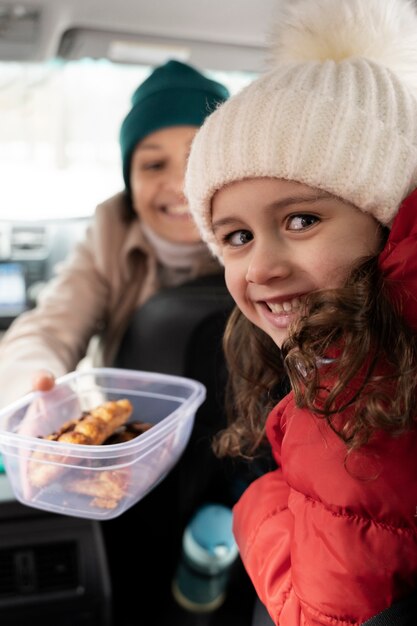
top-left (361, 594), bottom-right (417, 626)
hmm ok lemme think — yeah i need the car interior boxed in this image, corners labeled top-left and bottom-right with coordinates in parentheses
top-left (2, 3), bottom-right (417, 626)
top-left (0, 1), bottom-right (276, 625)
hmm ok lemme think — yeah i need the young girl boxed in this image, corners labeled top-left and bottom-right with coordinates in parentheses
top-left (185, 0), bottom-right (417, 624)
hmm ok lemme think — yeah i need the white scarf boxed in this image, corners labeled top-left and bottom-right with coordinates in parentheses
top-left (141, 222), bottom-right (220, 287)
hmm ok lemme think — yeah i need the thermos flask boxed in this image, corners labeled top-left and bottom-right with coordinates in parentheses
top-left (172, 503), bottom-right (239, 613)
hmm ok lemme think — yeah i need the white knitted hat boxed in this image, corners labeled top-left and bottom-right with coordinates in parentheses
top-left (185, 0), bottom-right (417, 260)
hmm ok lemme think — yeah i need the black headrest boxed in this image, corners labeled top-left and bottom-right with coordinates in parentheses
top-left (114, 273), bottom-right (234, 377)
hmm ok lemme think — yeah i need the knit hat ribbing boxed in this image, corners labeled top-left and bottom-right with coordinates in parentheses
top-left (185, 0), bottom-right (417, 260)
top-left (119, 59), bottom-right (229, 190)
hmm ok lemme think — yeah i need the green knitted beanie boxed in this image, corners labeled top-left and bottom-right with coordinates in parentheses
top-left (119, 59), bottom-right (229, 189)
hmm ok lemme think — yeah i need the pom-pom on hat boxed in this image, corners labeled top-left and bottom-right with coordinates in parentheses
top-left (185, 0), bottom-right (417, 260)
top-left (119, 59), bottom-right (229, 190)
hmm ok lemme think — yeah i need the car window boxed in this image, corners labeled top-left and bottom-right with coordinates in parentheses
top-left (0, 59), bottom-right (255, 221)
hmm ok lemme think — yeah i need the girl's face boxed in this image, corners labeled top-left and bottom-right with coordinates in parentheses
top-left (130, 125), bottom-right (202, 243)
top-left (212, 178), bottom-right (382, 348)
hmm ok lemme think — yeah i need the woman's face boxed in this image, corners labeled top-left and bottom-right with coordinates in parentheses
top-left (212, 177), bottom-right (383, 348)
top-left (130, 125), bottom-right (201, 243)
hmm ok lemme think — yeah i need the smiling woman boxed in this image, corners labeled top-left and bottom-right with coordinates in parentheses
top-left (130, 126), bottom-right (202, 243)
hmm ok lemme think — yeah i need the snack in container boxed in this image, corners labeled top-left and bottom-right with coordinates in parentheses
top-left (0, 368), bottom-right (206, 520)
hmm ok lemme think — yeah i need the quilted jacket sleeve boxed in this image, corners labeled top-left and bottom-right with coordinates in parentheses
top-left (378, 188), bottom-right (417, 331)
top-left (233, 395), bottom-right (294, 625)
top-left (233, 468), bottom-right (292, 624)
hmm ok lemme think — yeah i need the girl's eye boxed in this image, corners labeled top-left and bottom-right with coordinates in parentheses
top-left (224, 229), bottom-right (253, 247)
top-left (286, 214), bottom-right (319, 231)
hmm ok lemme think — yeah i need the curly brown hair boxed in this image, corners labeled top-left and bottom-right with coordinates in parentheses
top-left (212, 307), bottom-right (285, 459)
top-left (214, 253), bottom-right (417, 459)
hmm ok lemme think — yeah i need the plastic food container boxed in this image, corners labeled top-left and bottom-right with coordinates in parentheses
top-left (0, 368), bottom-right (206, 520)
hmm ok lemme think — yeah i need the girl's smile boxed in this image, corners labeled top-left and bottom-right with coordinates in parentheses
top-left (260, 294), bottom-right (304, 330)
top-left (212, 177), bottom-right (383, 347)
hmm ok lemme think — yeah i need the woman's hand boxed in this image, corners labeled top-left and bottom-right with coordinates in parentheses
top-left (16, 370), bottom-right (56, 499)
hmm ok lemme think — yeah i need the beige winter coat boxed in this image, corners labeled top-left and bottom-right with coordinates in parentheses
top-left (0, 192), bottom-right (220, 408)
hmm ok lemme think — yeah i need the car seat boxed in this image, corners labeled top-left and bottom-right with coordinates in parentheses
top-left (104, 273), bottom-right (257, 626)
top-left (113, 272), bottom-right (235, 516)
top-left (361, 593), bottom-right (417, 626)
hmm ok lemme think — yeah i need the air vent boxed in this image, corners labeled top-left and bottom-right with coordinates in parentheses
top-left (0, 541), bottom-right (79, 597)
top-left (10, 225), bottom-right (48, 259)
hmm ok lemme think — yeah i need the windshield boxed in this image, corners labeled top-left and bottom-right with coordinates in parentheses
top-left (0, 59), bottom-right (254, 221)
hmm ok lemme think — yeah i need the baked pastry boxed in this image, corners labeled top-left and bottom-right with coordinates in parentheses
top-left (63, 469), bottom-right (130, 509)
top-left (28, 399), bottom-right (133, 488)
top-left (43, 398), bottom-right (133, 445)
top-left (103, 420), bottom-right (152, 444)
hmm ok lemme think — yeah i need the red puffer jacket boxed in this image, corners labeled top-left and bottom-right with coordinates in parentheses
top-left (233, 189), bottom-right (417, 626)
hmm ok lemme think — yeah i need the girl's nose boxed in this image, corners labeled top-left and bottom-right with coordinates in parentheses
top-left (245, 240), bottom-right (291, 285)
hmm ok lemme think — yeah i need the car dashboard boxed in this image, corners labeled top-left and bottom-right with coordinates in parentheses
top-left (0, 217), bottom-right (90, 331)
